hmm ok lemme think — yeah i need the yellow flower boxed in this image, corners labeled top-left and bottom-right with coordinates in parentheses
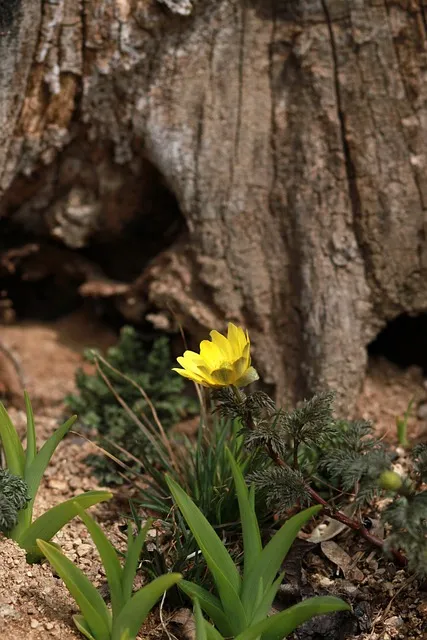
top-left (173, 323), bottom-right (259, 388)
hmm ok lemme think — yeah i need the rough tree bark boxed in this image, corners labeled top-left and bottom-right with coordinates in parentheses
top-left (1, 0), bottom-right (427, 413)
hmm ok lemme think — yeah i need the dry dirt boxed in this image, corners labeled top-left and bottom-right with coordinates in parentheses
top-left (0, 311), bottom-right (427, 639)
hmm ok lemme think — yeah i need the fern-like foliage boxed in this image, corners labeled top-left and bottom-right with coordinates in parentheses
top-left (277, 391), bottom-right (336, 446)
top-left (248, 466), bottom-right (310, 513)
top-left (215, 385), bottom-right (427, 575)
top-left (413, 444), bottom-right (427, 483)
top-left (383, 491), bottom-right (427, 575)
top-left (318, 421), bottom-right (391, 504)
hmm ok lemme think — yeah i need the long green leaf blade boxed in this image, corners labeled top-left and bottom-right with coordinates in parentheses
top-left (195, 599), bottom-right (224, 640)
top-left (0, 401), bottom-right (25, 476)
top-left (73, 615), bottom-right (97, 640)
top-left (241, 505), bottom-right (322, 611)
top-left (18, 490), bottom-right (112, 561)
top-left (205, 623), bottom-right (225, 640)
top-left (24, 392), bottom-right (37, 473)
top-left (235, 596), bottom-right (350, 640)
top-left (77, 505), bottom-right (124, 617)
top-left (226, 448), bottom-right (261, 580)
top-left (25, 415), bottom-right (77, 499)
top-left (179, 580), bottom-right (232, 637)
top-left (251, 572), bottom-right (284, 625)
top-left (37, 539), bottom-right (111, 640)
top-left (166, 475), bottom-right (241, 593)
top-left (15, 415), bottom-right (78, 540)
top-left (122, 520), bottom-right (151, 601)
top-left (194, 599), bottom-right (208, 640)
top-left (112, 573), bottom-right (182, 640)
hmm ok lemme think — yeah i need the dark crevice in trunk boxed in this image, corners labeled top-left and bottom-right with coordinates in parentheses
top-left (368, 313), bottom-right (427, 373)
top-left (0, 159), bottom-right (187, 325)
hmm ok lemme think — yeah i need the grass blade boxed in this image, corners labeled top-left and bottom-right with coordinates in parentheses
top-left (251, 572), bottom-right (284, 625)
top-left (122, 520), bottom-right (152, 601)
top-left (179, 580), bottom-right (232, 637)
top-left (0, 402), bottom-right (25, 476)
top-left (37, 539), bottom-right (111, 640)
top-left (241, 505), bottom-right (322, 611)
top-left (194, 599), bottom-right (208, 640)
top-left (73, 615), bottom-right (97, 640)
top-left (205, 624), bottom-right (225, 640)
top-left (166, 474), bottom-right (247, 634)
top-left (166, 475), bottom-right (241, 593)
top-left (235, 596), bottom-right (350, 640)
top-left (18, 490), bottom-right (112, 561)
top-left (24, 415), bottom-right (77, 500)
top-left (77, 505), bottom-right (124, 617)
top-left (194, 599), bottom-right (225, 640)
top-left (24, 391), bottom-right (37, 473)
top-left (112, 573), bottom-right (182, 640)
top-left (226, 448), bottom-right (261, 580)
top-left (11, 415), bottom-right (79, 541)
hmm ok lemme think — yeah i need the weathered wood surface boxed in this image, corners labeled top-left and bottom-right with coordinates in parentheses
top-left (1, 0), bottom-right (427, 412)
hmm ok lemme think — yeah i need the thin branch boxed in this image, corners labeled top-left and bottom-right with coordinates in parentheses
top-left (265, 443), bottom-right (407, 567)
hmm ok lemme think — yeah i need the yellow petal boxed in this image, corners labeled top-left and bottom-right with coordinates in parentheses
top-left (210, 330), bottom-right (233, 359)
top-left (178, 350), bottom-right (205, 365)
top-left (235, 366), bottom-right (259, 388)
top-left (227, 323), bottom-right (246, 359)
top-left (199, 340), bottom-right (223, 371)
top-left (176, 353), bottom-right (205, 376)
top-left (232, 356), bottom-right (249, 379)
top-left (197, 365), bottom-right (222, 387)
top-left (172, 367), bottom-right (209, 386)
top-left (210, 366), bottom-right (235, 386)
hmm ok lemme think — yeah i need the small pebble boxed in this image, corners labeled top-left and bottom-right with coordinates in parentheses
top-left (76, 544), bottom-right (92, 557)
top-left (48, 479), bottom-right (68, 492)
top-left (385, 616), bottom-right (404, 628)
top-left (30, 619), bottom-right (39, 628)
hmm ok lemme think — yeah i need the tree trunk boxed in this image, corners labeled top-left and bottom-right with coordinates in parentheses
top-left (1, 0), bottom-right (427, 413)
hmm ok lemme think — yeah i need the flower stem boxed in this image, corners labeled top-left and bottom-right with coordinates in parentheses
top-left (231, 385), bottom-right (245, 405)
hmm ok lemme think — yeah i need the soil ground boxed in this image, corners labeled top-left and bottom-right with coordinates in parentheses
top-left (0, 309), bottom-right (426, 639)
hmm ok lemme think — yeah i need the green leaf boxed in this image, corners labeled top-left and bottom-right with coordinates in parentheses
top-left (73, 615), bottom-right (97, 640)
top-left (166, 475), bottom-right (241, 593)
top-left (194, 599), bottom-right (225, 640)
top-left (77, 505), bottom-right (124, 618)
top-left (122, 520), bottom-right (152, 602)
top-left (18, 490), bottom-right (112, 561)
top-left (179, 580), bottom-right (232, 637)
top-left (251, 572), bottom-right (284, 625)
top-left (235, 596), bottom-right (350, 640)
top-left (0, 401), bottom-right (25, 476)
top-left (12, 411), bottom-right (78, 540)
top-left (37, 539), bottom-right (111, 640)
top-left (24, 392), bottom-right (37, 473)
top-left (24, 415), bottom-right (77, 501)
top-left (241, 505), bottom-right (322, 612)
top-left (210, 562), bottom-right (248, 636)
top-left (226, 448), bottom-right (261, 580)
top-left (166, 475), bottom-right (247, 634)
top-left (205, 623), bottom-right (225, 640)
top-left (112, 573), bottom-right (182, 640)
top-left (194, 599), bottom-right (208, 640)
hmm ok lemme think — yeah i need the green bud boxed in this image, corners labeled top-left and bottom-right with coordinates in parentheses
top-left (378, 470), bottom-right (403, 492)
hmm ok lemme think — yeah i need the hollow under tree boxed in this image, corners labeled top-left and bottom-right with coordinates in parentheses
top-left (1, 0), bottom-right (427, 413)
